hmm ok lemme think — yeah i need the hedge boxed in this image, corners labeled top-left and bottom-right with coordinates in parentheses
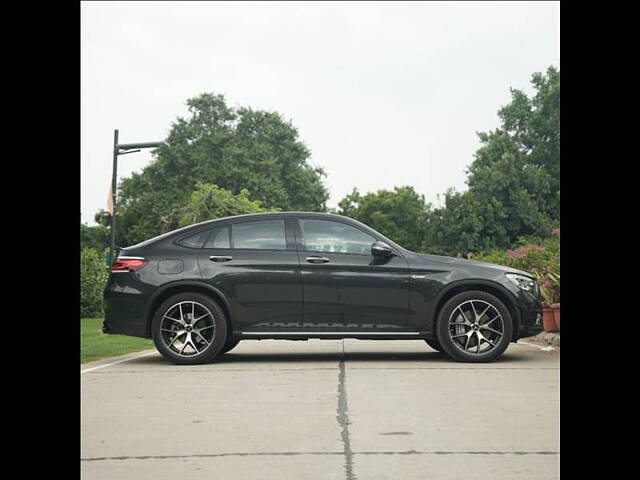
top-left (81, 248), bottom-right (109, 318)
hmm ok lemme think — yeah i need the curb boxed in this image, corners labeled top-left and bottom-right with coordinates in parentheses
top-left (531, 331), bottom-right (560, 348)
top-left (81, 349), bottom-right (157, 373)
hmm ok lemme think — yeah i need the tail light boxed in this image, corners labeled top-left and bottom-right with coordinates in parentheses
top-left (111, 256), bottom-right (147, 272)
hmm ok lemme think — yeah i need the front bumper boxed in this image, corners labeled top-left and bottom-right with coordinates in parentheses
top-left (517, 303), bottom-right (544, 339)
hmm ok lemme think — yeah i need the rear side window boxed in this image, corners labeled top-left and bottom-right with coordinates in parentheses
top-left (232, 220), bottom-right (286, 250)
top-left (176, 230), bottom-right (210, 248)
top-left (204, 226), bottom-right (231, 249)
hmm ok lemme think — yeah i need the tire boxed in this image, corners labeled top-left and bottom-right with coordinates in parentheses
top-left (424, 338), bottom-right (442, 352)
top-left (221, 337), bottom-right (240, 354)
top-left (152, 292), bottom-right (228, 365)
top-left (436, 290), bottom-right (513, 363)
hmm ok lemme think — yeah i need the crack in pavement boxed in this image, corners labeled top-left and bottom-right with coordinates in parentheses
top-left (81, 451), bottom-right (560, 462)
top-left (337, 340), bottom-right (356, 480)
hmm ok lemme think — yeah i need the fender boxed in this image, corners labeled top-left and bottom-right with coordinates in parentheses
top-left (145, 279), bottom-right (235, 336)
top-left (426, 278), bottom-right (521, 334)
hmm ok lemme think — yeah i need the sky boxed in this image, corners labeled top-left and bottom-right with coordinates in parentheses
top-left (81, 1), bottom-right (559, 225)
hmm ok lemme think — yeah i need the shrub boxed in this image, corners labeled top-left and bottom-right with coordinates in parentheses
top-left (474, 229), bottom-right (560, 303)
top-left (81, 248), bottom-right (109, 318)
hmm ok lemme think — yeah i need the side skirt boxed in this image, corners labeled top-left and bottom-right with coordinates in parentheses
top-left (237, 331), bottom-right (427, 340)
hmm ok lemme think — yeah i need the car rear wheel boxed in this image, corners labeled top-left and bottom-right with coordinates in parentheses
top-left (221, 337), bottom-right (240, 354)
top-left (436, 291), bottom-right (512, 363)
top-left (151, 293), bottom-right (227, 365)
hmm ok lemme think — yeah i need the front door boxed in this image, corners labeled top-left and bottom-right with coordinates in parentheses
top-left (294, 217), bottom-right (411, 330)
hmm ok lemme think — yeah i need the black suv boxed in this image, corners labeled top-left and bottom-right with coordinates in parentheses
top-left (103, 212), bottom-right (542, 364)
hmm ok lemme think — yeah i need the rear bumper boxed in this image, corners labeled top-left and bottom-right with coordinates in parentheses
top-left (103, 274), bottom-right (152, 338)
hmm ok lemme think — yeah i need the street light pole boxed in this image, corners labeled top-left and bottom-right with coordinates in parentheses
top-left (109, 129), bottom-right (119, 264)
top-left (108, 129), bottom-right (165, 265)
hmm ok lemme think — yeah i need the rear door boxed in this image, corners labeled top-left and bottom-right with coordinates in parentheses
top-left (294, 217), bottom-right (411, 330)
top-left (197, 217), bottom-right (303, 332)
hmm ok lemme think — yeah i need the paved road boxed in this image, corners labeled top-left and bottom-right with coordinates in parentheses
top-left (81, 339), bottom-right (559, 479)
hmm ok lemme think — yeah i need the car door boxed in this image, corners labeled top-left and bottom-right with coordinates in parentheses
top-left (294, 217), bottom-right (411, 330)
top-left (197, 217), bottom-right (303, 332)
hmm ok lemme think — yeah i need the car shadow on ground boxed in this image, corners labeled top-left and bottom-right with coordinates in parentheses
top-left (214, 350), bottom-right (529, 364)
top-left (125, 347), bottom-right (531, 366)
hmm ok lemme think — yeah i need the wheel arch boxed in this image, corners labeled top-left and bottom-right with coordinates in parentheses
top-left (432, 280), bottom-right (520, 342)
top-left (145, 281), bottom-right (234, 338)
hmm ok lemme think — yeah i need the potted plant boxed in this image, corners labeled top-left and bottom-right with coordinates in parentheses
top-left (533, 271), bottom-right (559, 332)
top-left (548, 272), bottom-right (560, 330)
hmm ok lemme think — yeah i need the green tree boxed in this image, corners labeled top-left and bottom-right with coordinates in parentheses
top-left (117, 93), bottom-right (328, 246)
top-left (338, 186), bottom-right (432, 252)
top-left (427, 66), bottom-right (560, 255)
top-left (80, 223), bottom-right (109, 251)
top-left (170, 182), bottom-right (277, 227)
top-left (468, 65), bottom-right (560, 221)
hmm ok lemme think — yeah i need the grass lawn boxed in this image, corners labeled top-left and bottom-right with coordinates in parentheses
top-left (81, 317), bottom-right (153, 364)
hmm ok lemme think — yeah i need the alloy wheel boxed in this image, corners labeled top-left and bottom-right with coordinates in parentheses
top-left (448, 299), bottom-right (504, 355)
top-left (159, 301), bottom-right (216, 357)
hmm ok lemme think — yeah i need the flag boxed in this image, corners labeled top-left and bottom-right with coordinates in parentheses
top-left (107, 181), bottom-right (114, 215)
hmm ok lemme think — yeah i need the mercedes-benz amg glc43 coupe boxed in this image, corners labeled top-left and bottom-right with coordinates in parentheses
top-left (103, 212), bottom-right (543, 364)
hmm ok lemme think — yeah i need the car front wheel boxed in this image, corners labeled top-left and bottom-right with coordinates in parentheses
top-left (436, 291), bottom-right (513, 363)
top-left (424, 338), bottom-right (442, 352)
top-left (151, 293), bottom-right (228, 365)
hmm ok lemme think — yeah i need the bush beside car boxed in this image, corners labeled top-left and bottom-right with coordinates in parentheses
top-left (81, 248), bottom-right (109, 318)
top-left (473, 229), bottom-right (560, 304)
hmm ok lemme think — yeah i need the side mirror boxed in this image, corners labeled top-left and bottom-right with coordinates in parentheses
top-left (371, 241), bottom-right (394, 257)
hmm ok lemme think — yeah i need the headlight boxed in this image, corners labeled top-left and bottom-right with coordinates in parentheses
top-left (505, 273), bottom-right (537, 293)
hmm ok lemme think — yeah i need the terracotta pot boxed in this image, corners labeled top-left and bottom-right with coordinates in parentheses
top-left (551, 303), bottom-right (560, 331)
top-left (542, 305), bottom-right (558, 332)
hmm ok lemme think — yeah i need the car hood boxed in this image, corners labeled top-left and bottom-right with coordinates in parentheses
top-left (415, 253), bottom-right (531, 277)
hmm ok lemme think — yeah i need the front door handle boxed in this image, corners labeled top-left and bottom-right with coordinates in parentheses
top-left (210, 256), bottom-right (233, 262)
top-left (306, 256), bottom-right (330, 264)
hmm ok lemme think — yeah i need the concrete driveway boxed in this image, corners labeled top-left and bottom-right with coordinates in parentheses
top-left (81, 339), bottom-right (559, 480)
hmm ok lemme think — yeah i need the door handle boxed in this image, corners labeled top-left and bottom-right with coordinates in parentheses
top-left (209, 256), bottom-right (233, 262)
top-left (306, 256), bottom-right (330, 264)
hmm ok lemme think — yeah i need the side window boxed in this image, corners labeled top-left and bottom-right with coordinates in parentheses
top-left (204, 226), bottom-right (230, 249)
top-left (232, 220), bottom-right (286, 250)
top-left (176, 230), bottom-right (210, 249)
top-left (299, 219), bottom-right (375, 255)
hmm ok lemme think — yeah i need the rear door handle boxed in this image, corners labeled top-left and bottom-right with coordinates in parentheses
top-left (306, 256), bottom-right (330, 264)
top-left (209, 256), bottom-right (233, 262)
